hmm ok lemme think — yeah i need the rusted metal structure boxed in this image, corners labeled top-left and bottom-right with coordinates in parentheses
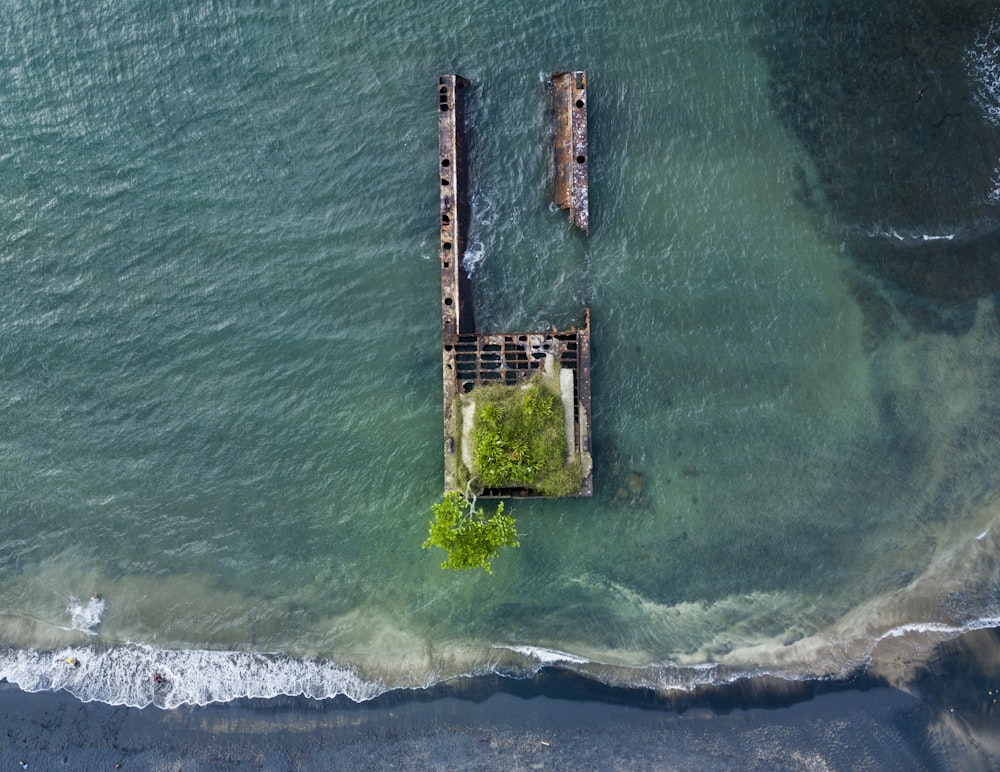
top-left (437, 75), bottom-right (475, 339)
top-left (438, 73), bottom-right (593, 498)
top-left (550, 70), bottom-right (589, 234)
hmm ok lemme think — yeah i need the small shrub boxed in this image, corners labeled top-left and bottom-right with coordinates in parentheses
top-left (464, 373), bottom-right (579, 495)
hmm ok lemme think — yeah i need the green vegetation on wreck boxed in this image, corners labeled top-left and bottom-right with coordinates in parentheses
top-left (425, 369), bottom-right (580, 573)
top-left (422, 491), bottom-right (518, 573)
top-left (460, 371), bottom-right (581, 497)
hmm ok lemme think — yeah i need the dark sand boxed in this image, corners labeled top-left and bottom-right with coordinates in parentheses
top-left (3, 629), bottom-right (1000, 770)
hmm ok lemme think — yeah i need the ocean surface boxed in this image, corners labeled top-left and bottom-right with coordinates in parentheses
top-left (2, 0), bottom-right (1000, 709)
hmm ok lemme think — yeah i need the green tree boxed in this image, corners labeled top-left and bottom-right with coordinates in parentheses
top-left (422, 491), bottom-right (519, 573)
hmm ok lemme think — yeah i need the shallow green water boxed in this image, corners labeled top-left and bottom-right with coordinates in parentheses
top-left (2, 0), bottom-right (1000, 706)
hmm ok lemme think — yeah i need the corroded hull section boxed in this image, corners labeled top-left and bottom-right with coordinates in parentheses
top-left (551, 70), bottom-right (589, 234)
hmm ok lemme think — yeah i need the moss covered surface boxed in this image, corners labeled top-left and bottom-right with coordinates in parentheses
top-left (458, 372), bottom-right (580, 497)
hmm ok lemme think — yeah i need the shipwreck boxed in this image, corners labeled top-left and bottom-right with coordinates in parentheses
top-left (437, 72), bottom-right (593, 498)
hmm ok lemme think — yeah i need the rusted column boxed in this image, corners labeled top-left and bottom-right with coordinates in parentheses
top-left (551, 70), bottom-right (589, 234)
top-left (438, 74), bottom-right (473, 490)
top-left (437, 74), bottom-right (474, 339)
top-left (576, 308), bottom-right (594, 496)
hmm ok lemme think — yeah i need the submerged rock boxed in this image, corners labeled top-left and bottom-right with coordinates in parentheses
top-left (844, 271), bottom-right (896, 352)
top-left (626, 472), bottom-right (646, 494)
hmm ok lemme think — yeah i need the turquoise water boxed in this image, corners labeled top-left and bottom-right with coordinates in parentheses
top-left (3, 0), bottom-right (1000, 707)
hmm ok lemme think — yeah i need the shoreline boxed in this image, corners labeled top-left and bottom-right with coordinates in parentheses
top-left (3, 628), bottom-right (999, 769)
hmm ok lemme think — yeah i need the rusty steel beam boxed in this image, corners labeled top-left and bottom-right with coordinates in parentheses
top-left (551, 70), bottom-right (589, 234)
top-left (576, 308), bottom-right (593, 496)
top-left (437, 74), bottom-right (474, 339)
top-left (438, 74), bottom-right (473, 491)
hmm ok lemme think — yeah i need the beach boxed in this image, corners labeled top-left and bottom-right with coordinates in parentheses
top-left (3, 627), bottom-right (999, 769)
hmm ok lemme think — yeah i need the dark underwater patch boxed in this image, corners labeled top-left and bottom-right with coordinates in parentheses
top-left (758, 0), bottom-right (1000, 332)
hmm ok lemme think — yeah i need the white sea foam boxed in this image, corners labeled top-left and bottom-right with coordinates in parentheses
top-left (464, 186), bottom-right (499, 277)
top-left (65, 595), bottom-right (105, 637)
top-left (495, 645), bottom-right (833, 696)
top-left (967, 22), bottom-right (1000, 202)
top-left (0, 644), bottom-right (384, 709)
top-left (988, 168), bottom-right (1000, 204)
top-left (462, 240), bottom-right (486, 276)
top-left (968, 23), bottom-right (1000, 127)
top-left (869, 227), bottom-right (956, 243)
top-left (862, 616), bottom-right (1000, 666)
top-left (502, 645), bottom-right (591, 666)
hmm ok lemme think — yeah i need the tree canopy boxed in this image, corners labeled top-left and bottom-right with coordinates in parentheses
top-left (422, 491), bottom-right (519, 573)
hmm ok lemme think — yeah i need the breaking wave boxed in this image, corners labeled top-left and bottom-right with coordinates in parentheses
top-left (869, 227), bottom-right (956, 243)
top-left (6, 517), bottom-right (1000, 710)
top-left (65, 595), bottom-right (105, 637)
top-left (5, 610), bottom-right (999, 709)
top-left (0, 645), bottom-right (383, 709)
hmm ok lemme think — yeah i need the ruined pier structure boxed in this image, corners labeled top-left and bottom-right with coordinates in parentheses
top-left (437, 72), bottom-right (593, 498)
